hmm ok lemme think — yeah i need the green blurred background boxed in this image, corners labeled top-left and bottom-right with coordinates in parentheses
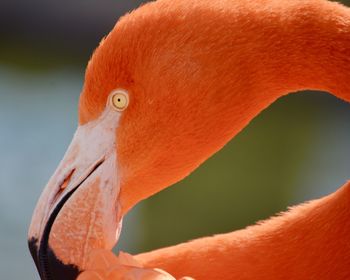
top-left (0, 0), bottom-right (350, 279)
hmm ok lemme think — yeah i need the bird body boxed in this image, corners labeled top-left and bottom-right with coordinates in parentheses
top-left (29, 0), bottom-right (350, 279)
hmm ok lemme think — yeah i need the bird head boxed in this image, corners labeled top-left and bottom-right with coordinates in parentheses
top-left (28, 0), bottom-right (280, 279)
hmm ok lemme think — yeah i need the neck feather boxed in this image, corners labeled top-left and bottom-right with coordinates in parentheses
top-left (118, 0), bottom-right (350, 212)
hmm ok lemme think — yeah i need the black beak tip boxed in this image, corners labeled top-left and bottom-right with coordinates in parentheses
top-left (28, 237), bottom-right (80, 280)
top-left (45, 247), bottom-right (80, 280)
top-left (28, 237), bottom-right (40, 273)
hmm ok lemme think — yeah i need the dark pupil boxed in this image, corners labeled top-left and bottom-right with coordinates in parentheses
top-left (118, 98), bottom-right (121, 102)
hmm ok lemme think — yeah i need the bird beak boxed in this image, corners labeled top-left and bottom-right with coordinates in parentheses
top-left (28, 108), bottom-right (123, 280)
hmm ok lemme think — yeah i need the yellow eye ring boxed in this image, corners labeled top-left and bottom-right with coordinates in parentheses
top-left (109, 89), bottom-right (129, 111)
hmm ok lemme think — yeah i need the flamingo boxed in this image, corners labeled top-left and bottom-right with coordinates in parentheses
top-left (28, 0), bottom-right (350, 279)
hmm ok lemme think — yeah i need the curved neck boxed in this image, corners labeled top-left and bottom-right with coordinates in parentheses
top-left (118, 0), bottom-right (350, 213)
top-left (134, 1), bottom-right (350, 276)
top-left (252, 0), bottom-right (350, 102)
top-left (221, 0), bottom-right (350, 139)
top-left (199, 0), bottom-right (350, 152)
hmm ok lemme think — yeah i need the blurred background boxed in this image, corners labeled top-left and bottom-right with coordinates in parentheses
top-left (1, 0), bottom-right (350, 279)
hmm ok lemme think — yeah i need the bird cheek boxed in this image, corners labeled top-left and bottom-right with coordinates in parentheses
top-left (48, 177), bottom-right (120, 270)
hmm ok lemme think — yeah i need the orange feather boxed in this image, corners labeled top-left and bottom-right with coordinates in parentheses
top-left (77, 0), bottom-right (350, 278)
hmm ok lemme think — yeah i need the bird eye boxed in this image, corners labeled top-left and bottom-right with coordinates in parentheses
top-left (109, 89), bottom-right (129, 111)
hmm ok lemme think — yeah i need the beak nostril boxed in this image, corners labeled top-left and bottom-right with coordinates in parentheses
top-left (52, 169), bottom-right (75, 205)
top-left (51, 158), bottom-right (104, 207)
top-left (60, 169), bottom-right (75, 190)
